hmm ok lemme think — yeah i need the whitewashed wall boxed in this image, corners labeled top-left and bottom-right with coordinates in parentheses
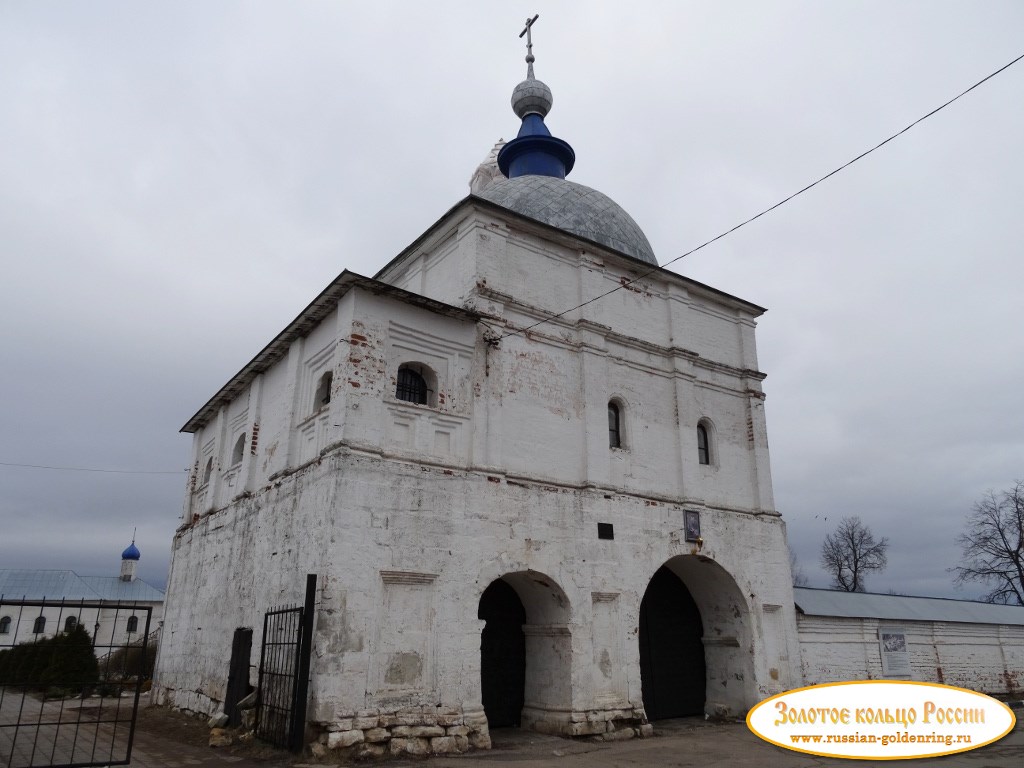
top-left (156, 200), bottom-right (798, 756)
top-left (798, 614), bottom-right (1024, 695)
top-left (0, 601), bottom-right (162, 654)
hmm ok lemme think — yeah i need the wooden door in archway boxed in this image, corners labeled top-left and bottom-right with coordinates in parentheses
top-left (478, 579), bottom-right (526, 727)
top-left (639, 566), bottom-right (706, 719)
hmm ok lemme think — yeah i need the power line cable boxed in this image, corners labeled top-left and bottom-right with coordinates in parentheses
top-left (496, 51), bottom-right (1024, 342)
top-left (0, 461), bottom-right (184, 475)
top-left (4, 55), bottom-right (1019, 476)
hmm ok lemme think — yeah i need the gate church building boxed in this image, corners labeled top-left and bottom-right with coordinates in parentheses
top-left (154, 32), bottom-right (799, 755)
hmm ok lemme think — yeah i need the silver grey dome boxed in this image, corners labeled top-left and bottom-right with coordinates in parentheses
top-left (511, 77), bottom-right (553, 118)
top-left (476, 175), bottom-right (657, 266)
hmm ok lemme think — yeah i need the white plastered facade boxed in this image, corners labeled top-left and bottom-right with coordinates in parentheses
top-left (153, 197), bottom-right (800, 754)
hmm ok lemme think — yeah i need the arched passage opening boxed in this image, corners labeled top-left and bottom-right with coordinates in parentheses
top-left (477, 570), bottom-right (571, 732)
top-left (478, 580), bottom-right (526, 727)
top-left (639, 566), bottom-right (705, 719)
top-left (639, 556), bottom-right (754, 720)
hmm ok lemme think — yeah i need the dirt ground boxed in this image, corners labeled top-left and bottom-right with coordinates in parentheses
top-left (135, 704), bottom-right (289, 763)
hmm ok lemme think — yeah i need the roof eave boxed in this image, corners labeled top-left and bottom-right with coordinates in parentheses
top-left (465, 194), bottom-right (768, 317)
top-left (180, 272), bottom-right (480, 433)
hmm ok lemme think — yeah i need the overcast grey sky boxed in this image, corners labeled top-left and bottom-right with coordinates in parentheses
top-left (1, 2), bottom-right (1021, 599)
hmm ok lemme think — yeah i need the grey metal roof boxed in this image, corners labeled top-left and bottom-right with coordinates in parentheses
top-left (793, 587), bottom-right (1024, 626)
top-left (0, 570), bottom-right (164, 603)
top-left (78, 576), bottom-right (165, 603)
top-left (475, 175), bottom-right (658, 266)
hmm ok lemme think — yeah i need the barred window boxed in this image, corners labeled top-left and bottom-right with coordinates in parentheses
top-left (396, 364), bottom-right (430, 405)
top-left (0, 616), bottom-right (10, 634)
top-left (64, 616), bottom-right (78, 632)
top-left (32, 616), bottom-right (46, 634)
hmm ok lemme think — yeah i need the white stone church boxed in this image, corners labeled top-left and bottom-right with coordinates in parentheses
top-left (153, 40), bottom-right (802, 755)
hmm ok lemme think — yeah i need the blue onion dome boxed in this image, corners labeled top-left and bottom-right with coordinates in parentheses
top-left (122, 542), bottom-right (141, 560)
top-left (473, 31), bottom-right (657, 267)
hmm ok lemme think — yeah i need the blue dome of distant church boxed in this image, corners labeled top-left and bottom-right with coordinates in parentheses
top-left (473, 18), bottom-right (657, 267)
top-left (122, 542), bottom-right (141, 561)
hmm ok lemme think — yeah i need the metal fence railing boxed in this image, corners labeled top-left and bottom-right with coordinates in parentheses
top-left (255, 574), bottom-right (315, 752)
top-left (0, 598), bottom-right (152, 768)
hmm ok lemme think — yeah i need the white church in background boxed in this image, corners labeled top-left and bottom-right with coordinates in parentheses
top-left (153, 25), bottom-right (800, 757)
top-left (0, 542), bottom-right (164, 651)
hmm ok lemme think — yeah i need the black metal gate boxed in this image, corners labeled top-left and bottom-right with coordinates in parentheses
top-left (0, 598), bottom-right (152, 768)
top-left (255, 574), bottom-right (315, 752)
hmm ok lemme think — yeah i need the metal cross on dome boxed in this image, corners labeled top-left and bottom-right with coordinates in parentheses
top-left (520, 13), bottom-right (539, 74)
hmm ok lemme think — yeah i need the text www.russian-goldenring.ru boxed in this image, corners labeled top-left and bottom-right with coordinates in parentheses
top-left (790, 732), bottom-right (972, 747)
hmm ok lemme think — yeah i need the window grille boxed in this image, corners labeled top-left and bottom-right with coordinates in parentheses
top-left (396, 366), bottom-right (429, 405)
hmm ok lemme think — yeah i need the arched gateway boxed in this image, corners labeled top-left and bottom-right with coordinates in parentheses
top-left (639, 556), bottom-right (755, 720)
top-left (477, 571), bottom-right (571, 731)
top-left (478, 580), bottom-right (526, 726)
top-left (639, 566), bottom-right (706, 718)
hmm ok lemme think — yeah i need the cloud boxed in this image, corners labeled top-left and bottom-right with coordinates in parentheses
top-left (1, 2), bottom-right (1022, 601)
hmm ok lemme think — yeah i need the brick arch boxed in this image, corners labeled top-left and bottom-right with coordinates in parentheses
top-left (640, 554), bottom-right (755, 718)
top-left (476, 569), bottom-right (573, 733)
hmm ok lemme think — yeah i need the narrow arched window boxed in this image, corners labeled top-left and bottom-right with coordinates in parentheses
top-left (396, 365), bottom-right (429, 405)
top-left (697, 424), bottom-right (710, 465)
top-left (0, 616), bottom-right (11, 634)
top-left (202, 457), bottom-right (213, 485)
top-left (314, 371), bottom-right (333, 410)
top-left (32, 616), bottom-right (46, 634)
top-left (64, 616), bottom-right (78, 632)
top-left (608, 402), bottom-right (622, 448)
top-left (231, 433), bottom-right (246, 465)
top-left (126, 616), bottom-right (138, 633)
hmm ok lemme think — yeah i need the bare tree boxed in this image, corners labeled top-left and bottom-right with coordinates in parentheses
top-left (789, 545), bottom-right (809, 587)
top-left (820, 516), bottom-right (889, 592)
top-left (951, 481), bottom-right (1024, 606)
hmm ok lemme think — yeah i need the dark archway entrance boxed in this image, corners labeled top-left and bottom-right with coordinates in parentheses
top-left (478, 579), bottom-right (526, 727)
top-left (639, 566), bottom-right (706, 719)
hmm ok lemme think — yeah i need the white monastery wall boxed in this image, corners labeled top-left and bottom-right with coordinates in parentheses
top-left (797, 615), bottom-right (1024, 696)
top-left (0, 602), bottom-right (162, 656)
